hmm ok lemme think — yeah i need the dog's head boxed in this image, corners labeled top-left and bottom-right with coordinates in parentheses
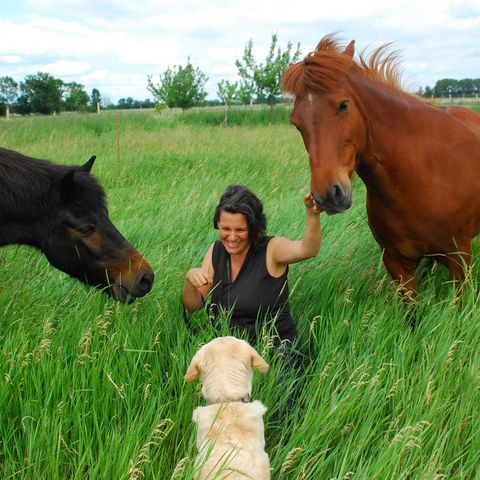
top-left (184, 336), bottom-right (269, 404)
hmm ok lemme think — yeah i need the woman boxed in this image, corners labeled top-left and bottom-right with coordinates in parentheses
top-left (182, 184), bottom-right (322, 345)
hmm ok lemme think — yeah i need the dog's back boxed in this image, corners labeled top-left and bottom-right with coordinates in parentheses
top-left (192, 400), bottom-right (270, 480)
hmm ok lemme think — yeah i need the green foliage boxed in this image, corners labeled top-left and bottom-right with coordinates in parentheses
top-left (235, 34), bottom-right (301, 121)
top-left (14, 94), bottom-right (33, 116)
top-left (237, 81), bottom-right (255, 106)
top-left (253, 34), bottom-right (301, 106)
top-left (216, 79), bottom-right (238, 106)
top-left (63, 82), bottom-right (90, 112)
top-left (217, 80), bottom-right (239, 125)
top-left (91, 88), bottom-right (101, 105)
top-left (0, 76), bottom-right (18, 118)
top-left (147, 60), bottom-right (208, 111)
top-left (139, 104), bottom-right (293, 127)
top-left (0, 76), bottom-right (18, 105)
top-left (420, 78), bottom-right (480, 98)
top-left (0, 109), bottom-right (479, 480)
top-left (20, 72), bottom-right (64, 115)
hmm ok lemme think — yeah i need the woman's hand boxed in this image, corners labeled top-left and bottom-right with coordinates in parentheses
top-left (186, 268), bottom-right (213, 289)
top-left (304, 192), bottom-right (323, 214)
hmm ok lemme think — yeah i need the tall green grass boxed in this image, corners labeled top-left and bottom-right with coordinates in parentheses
top-left (0, 109), bottom-right (479, 479)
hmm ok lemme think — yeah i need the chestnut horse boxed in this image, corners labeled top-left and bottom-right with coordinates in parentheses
top-left (0, 147), bottom-right (154, 302)
top-left (282, 35), bottom-right (480, 297)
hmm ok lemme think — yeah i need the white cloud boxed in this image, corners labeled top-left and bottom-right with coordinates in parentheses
top-left (1, 0), bottom-right (480, 100)
top-left (37, 60), bottom-right (92, 76)
top-left (0, 55), bottom-right (23, 63)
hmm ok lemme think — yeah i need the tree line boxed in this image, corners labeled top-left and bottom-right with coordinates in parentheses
top-left (0, 73), bottom-right (104, 118)
top-left (0, 73), bottom-right (155, 118)
top-left (0, 34), bottom-right (299, 120)
top-left (3, 36), bottom-right (479, 119)
top-left (417, 78), bottom-right (480, 98)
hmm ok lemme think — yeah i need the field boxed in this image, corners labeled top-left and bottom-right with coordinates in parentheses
top-left (0, 107), bottom-right (479, 479)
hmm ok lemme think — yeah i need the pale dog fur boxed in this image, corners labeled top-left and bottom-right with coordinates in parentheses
top-left (185, 336), bottom-right (270, 480)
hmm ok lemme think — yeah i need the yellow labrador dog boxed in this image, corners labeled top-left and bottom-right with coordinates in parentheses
top-left (185, 336), bottom-right (270, 480)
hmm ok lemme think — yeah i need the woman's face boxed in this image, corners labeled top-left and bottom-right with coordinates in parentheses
top-left (218, 210), bottom-right (250, 256)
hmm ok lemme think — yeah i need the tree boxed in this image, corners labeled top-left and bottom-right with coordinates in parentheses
top-left (91, 88), bottom-right (101, 113)
top-left (15, 94), bottom-right (33, 116)
top-left (424, 86), bottom-right (434, 98)
top-left (459, 78), bottom-right (478, 97)
top-left (63, 82), bottom-right (90, 112)
top-left (0, 76), bottom-right (19, 119)
top-left (236, 34), bottom-right (301, 121)
top-left (147, 59), bottom-right (208, 111)
top-left (117, 97), bottom-right (138, 109)
top-left (433, 78), bottom-right (460, 98)
top-left (235, 39), bottom-right (256, 107)
top-left (217, 80), bottom-right (238, 125)
top-left (236, 81), bottom-right (255, 106)
top-left (20, 72), bottom-right (64, 115)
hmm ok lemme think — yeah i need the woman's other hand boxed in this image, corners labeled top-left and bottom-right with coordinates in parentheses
top-left (186, 268), bottom-right (213, 289)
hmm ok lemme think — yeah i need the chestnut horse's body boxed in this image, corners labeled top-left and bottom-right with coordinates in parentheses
top-left (0, 147), bottom-right (154, 302)
top-left (282, 35), bottom-right (480, 296)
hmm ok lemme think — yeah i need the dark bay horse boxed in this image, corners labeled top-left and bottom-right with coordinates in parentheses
top-left (0, 147), bottom-right (154, 302)
top-left (282, 35), bottom-right (480, 297)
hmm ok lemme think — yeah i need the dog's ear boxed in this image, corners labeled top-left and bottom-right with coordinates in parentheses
top-left (250, 348), bottom-right (269, 374)
top-left (192, 407), bottom-right (200, 423)
top-left (184, 350), bottom-right (203, 382)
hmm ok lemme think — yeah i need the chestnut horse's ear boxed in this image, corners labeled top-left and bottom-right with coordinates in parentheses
top-left (343, 40), bottom-right (355, 58)
top-left (80, 155), bottom-right (96, 173)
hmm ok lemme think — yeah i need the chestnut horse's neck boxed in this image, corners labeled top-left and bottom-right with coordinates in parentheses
top-left (349, 75), bottom-right (439, 192)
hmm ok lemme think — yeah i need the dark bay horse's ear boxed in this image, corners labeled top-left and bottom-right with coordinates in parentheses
top-left (50, 168), bottom-right (77, 203)
top-left (343, 40), bottom-right (355, 58)
top-left (80, 155), bottom-right (96, 173)
top-left (54, 156), bottom-right (95, 204)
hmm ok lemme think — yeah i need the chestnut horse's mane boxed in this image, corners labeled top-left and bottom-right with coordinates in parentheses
top-left (282, 34), bottom-right (404, 96)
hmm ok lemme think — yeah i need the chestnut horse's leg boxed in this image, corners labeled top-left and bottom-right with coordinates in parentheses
top-left (444, 243), bottom-right (472, 292)
top-left (382, 250), bottom-right (420, 301)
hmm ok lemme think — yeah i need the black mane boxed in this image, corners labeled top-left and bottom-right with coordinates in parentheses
top-left (0, 146), bottom-right (106, 221)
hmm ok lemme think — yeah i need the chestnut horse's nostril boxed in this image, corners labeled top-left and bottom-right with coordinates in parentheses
top-left (330, 183), bottom-right (345, 205)
top-left (311, 191), bottom-right (323, 206)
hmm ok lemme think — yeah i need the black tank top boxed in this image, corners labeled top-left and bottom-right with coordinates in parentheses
top-left (209, 237), bottom-right (297, 342)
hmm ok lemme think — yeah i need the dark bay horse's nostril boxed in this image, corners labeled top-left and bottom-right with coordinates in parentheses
top-left (135, 271), bottom-right (154, 296)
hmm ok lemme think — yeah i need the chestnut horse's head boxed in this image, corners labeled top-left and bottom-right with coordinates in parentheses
top-left (282, 36), bottom-right (368, 214)
top-left (41, 156), bottom-right (154, 303)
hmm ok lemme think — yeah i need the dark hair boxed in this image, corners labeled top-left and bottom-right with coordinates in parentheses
top-left (213, 185), bottom-right (267, 249)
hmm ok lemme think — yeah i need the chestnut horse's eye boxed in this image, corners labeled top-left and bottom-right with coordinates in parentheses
top-left (337, 101), bottom-right (349, 114)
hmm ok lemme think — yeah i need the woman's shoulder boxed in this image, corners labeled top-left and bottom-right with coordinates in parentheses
top-left (211, 240), bottom-right (226, 263)
top-left (265, 235), bottom-right (288, 248)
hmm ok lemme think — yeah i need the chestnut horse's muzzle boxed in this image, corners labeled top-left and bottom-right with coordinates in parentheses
top-left (312, 182), bottom-right (352, 214)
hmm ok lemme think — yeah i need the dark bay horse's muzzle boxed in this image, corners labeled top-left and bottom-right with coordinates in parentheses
top-left (113, 268), bottom-right (155, 303)
top-left (312, 182), bottom-right (352, 214)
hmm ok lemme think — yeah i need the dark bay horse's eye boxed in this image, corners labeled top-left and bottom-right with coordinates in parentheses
top-left (77, 224), bottom-right (96, 236)
top-left (337, 101), bottom-right (349, 114)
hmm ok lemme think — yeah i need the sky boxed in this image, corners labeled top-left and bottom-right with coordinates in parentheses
top-left (1, 0), bottom-right (479, 103)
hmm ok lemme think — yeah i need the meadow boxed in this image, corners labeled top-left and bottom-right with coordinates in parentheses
top-left (0, 106), bottom-right (479, 479)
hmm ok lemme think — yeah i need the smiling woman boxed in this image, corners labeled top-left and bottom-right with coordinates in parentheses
top-left (182, 184), bottom-right (322, 345)
top-left (0, 146), bottom-right (154, 302)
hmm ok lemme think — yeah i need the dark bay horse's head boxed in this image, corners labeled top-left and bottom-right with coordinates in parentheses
top-left (282, 36), bottom-right (368, 214)
top-left (42, 156), bottom-right (154, 303)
